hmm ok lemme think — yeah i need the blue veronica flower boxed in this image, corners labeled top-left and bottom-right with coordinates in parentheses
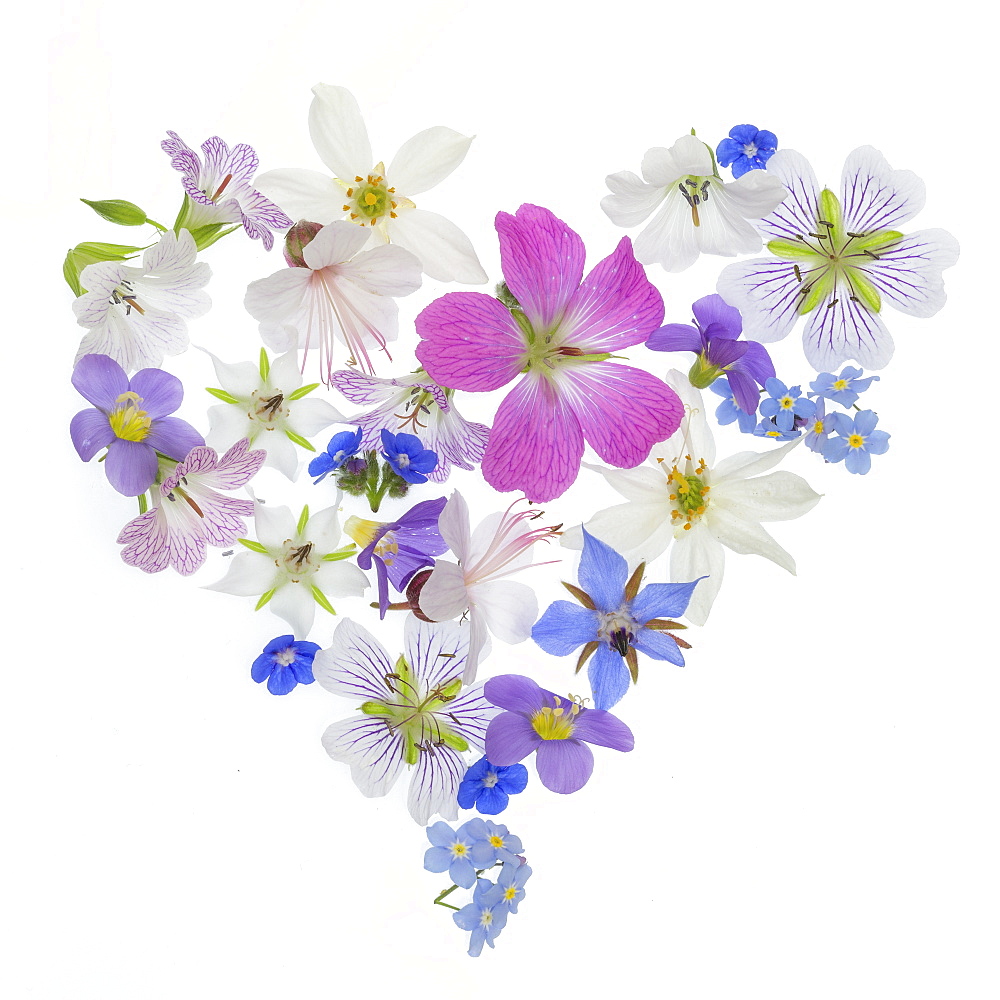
top-left (453, 877), bottom-right (509, 957)
top-left (380, 429), bottom-right (438, 484)
top-left (822, 410), bottom-right (891, 474)
top-left (716, 125), bottom-right (778, 179)
top-left (809, 366), bottom-right (880, 408)
top-left (457, 756), bottom-right (529, 815)
top-left (532, 529), bottom-right (701, 710)
top-left (710, 378), bottom-right (757, 433)
top-left (308, 426), bottom-right (363, 483)
top-left (251, 635), bottom-right (320, 695)
top-left (760, 377), bottom-right (816, 431)
top-left (424, 820), bottom-right (496, 889)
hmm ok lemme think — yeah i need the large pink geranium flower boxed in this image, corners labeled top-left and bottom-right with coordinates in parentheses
top-left (414, 205), bottom-right (683, 502)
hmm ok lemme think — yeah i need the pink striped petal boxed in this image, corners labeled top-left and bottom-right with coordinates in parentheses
top-left (481, 374), bottom-right (584, 502)
top-left (415, 292), bottom-right (525, 391)
top-left (558, 362), bottom-right (683, 466)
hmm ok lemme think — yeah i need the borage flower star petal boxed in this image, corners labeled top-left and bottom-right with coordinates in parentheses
top-left (416, 204), bottom-right (682, 502)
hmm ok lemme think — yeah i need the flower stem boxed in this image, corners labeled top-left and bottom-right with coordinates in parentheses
top-left (433, 884), bottom-right (460, 910)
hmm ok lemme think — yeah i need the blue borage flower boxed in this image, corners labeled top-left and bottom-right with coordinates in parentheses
top-left (716, 124), bottom-right (778, 179)
top-left (380, 429), bottom-right (438, 484)
top-left (823, 410), bottom-right (890, 474)
top-left (809, 366), bottom-right (880, 408)
top-left (251, 635), bottom-right (320, 695)
top-left (457, 756), bottom-right (529, 815)
top-left (309, 426), bottom-right (363, 483)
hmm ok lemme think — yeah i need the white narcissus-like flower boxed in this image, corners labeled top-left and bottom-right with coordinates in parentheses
top-left (244, 221), bottom-right (422, 380)
top-left (72, 229), bottom-right (211, 372)
top-left (254, 84), bottom-right (487, 284)
top-left (204, 349), bottom-right (346, 480)
top-left (572, 373), bottom-right (821, 625)
top-left (207, 501), bottom-right (368, 638)
top-left (602, 134), bottom-right (788, 273)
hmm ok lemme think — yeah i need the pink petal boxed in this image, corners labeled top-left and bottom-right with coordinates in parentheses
top-left (415, 292), bottom-right (525, 391)
top-left (560, 237), bottom-right (664, 351)
top-left (481, 374), bottom-right (584, 502)
top-left (495, 205), bottom-right (585, 331)
top-left (559, 362), bottom-right (683, 466)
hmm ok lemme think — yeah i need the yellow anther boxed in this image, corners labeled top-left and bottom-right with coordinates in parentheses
top-left (364, 192), bottom-right (378, 206)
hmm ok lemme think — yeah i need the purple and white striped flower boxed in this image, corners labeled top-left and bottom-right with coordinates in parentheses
top-left (162, 132), bottom-right (293, 250)
top-left (314, 616), bottom-right (497, 825)
top-left (717, 146), bottom-right (960, 371)
top-left (330, 369), bottom-right (490, 483)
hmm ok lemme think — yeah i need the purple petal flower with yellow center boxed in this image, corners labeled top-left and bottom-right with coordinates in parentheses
top-left (117, 438), bottom-right (265, 575)
top-left (484, 674), bottom-right (634, 794)
top-left (254, 84), bottom-right (486, 284)
top-left (204, 349), bottom-right (346, 480)
top-left (573, 372), bottom-right (821, 625)
top-left (647, 294), bottom-right (775, 412)
top-left (162, 132), bottom-right (293, 251)
top-left (72, 229), bottom-right (211, 373)
top-left (70, 354), bottom-right (204, 496)
top-left (602, 134), bottom-right (788, 273)
top-left (314, 616), bottom-right (497, 825)
top-left (344, 496), bottom-right (448, 618)
top-left (415, 204), bottom-right (683, 502)
top-left (244, 220), bottom-right (422, 381)
top-left (330, 369), bottom-right (490, 483)
top-left (206, 501), bottom-right (367, 638)
top-left (416, 491), bottom-right (562, 683)
top-left (532, 529), bottom-right (699, 710)
top-left (717, 146), bottom-right (960, 371)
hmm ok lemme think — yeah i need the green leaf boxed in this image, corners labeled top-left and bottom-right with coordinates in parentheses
top-left (285, 429), bottom-right (315, 451)
top-left (296, 505), bottom-right (310, 536)
top-left (258, 348), bottom-right (270, 381)
top-left (63, 250), bottom-right (85, 296)
top-left (255, 588), bottom-right (276, 610)
top-left (238, 538), bottom-right (269, 554)
top-left (311, 586), bottom-right (336, 615)
top-left (81, 197), bottom-right (148, 226)
top-left (288, 383), bottom-right (320, 400)
top-left (206, 387), bottom-right (240, 404)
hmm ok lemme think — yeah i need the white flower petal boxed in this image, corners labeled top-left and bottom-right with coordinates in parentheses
top-left (583, 461), bottom-right (670, 503)
top-left (314, 617), bottom-right (393, 699)
top-left (206, 403), bottom-right (254, 454)
top-left (255, 503), bottom-right (295, 551)
top-left (755, 149), bottom-right (821, 242)
top-left (471, 580), bottom-right (536, 645)
top-left (669, 522), bottom-right (724, 626)
top-left (692, 188), bottom-right (764, 257)
top-left (314, 560), bottom-right (369, 599)
top-left (708, 505), bottom-right (796, 575)
top-left (388, 126), bottom-right (473, 196)
top-left (205, 551), bottom-right (276, 597)
top-left (202, 350), bottom-right (259, 399)
top-left (386, 208), bottom-right (487, 284)
top-left (601, 170), bottom-right (665, 227)
top-left (578, 501), bottom-right (672, 560)
top-left (288, 396), bottom-right (345, 435)
top-left (840, 145), bottom-right (925, 234)
top-left (418, 561), bottom-right (469, 622)
top-left (711, 470), bottom-right (821, 523)
top-left (302, 220), bottom-right (370, 270)
top-left (254, 168), bottom-right (344, 224)
top-left (321, 716), bottom-right (406, 797)
top-left (861, 228), bottom-right (960, 318)
top-left (267, 350), bottom-right (305, 392)
top-left (437, 491), bottom-right (472, 560)
top-left (336, 244), bottom-right (423, 297)
top-left (407, 744), bottom-right (464, 825)
top-left (244, 268), bottom-right (312, 326)
top-left (308, 84), bottom-right (372, 180)
top-left (716, 257), bottom-right (804, 345)
top-left (711, 437), bottom-right (801, 483)
top-left (723, 168), bottom-right (789, 219)
top-left (269, 581), bottom-right (317, 637)
top-left (633, 192), bottom-right (700, 272)
top-left (305, 503), bottom-right (342, 550)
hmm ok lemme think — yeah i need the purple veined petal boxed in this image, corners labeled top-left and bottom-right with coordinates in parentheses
top-left (531, 600), bottom-right (598, 655)
top-left (407, 740), bottom-right (466, 825)
top-left (631, 627), bottom-right (685, 665)
top-left (577, 529), bottom-right (629, 612)
top-left (706, 337), bottom-right (748, 368)
top-left (645, 322), bottom-right (703, 354)
top-left (70, 409), bottom-right (114, 461)
top-left (495, 204), bottom-right (586, 330)
top-left (415, 292), bottom-right (525, 392)
top-left (840, 146), bottom-right (924, 235)
top-left (481, 373), bottom-right (585, 503)
top-left (403, 616), bottom-right (471, 693)
top-left (437, 684), bottom-right (495, 751)
top-left (185, 438), bottom-right (265, 491)
top-left (71, 353), bottom-right (129, 410)
top-left (587, 645), bottom-right (631, 711)
top-left (143, 416), bottom-right (205, 461)
top-left (313, 618), bottom-right (395, 701)
top-left (127, 367), bottom-right (183, 418)
top-left (104, 439), bottom-right (158, 496)
top-left (321, 715), bottom-right (407, 799)
top-left (204, 136), bottom-right (258, 188)
top-left (329, 369), bottom-right (409, 407)
top-left (725, 369), bottom-right (761, 414)
top-left (484, 712), bottom-right (541, 767)
top-left (754, 149), bottom-right (821, 243)
top-left (118, 507), bottom-right (172, 575)
top-left (571, 709), bottom-right (635, 751)
top-left (859, 229), bottom-right (959, 318)
top-left (422, 404), bottom-right (491, 483)
top-left (309, 84), bottom-right (372, 181)
top-left (484, 673), bottom-right (546, 714)
top-left (559, 237), bottom-right (665, 352)
top-left (534, 739), bottom-right (594, 793)
top-left (691, 293), bottom-right (743, 335)
top-left (716, 258), bottom-right (805, 345)
top-left (801, 281), bottom-right (894, 371)
top-left (557, 362), bottom-right (682, 469)
top-left (734, 340), bottom-right (776, 385)
top-left (629, 578), bottom-right (703, 622)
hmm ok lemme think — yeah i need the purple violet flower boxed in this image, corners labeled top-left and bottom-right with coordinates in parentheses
top-left (70, 354), bottom-right (204, 496)
top-left (484, 674), bottom-right (634, 794)
top-left (343, 497), bottom-right (449, 617)
top-left (646, 294), bottom-right (775, 413)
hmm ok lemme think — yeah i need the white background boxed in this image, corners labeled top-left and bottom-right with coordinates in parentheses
top-left (5, 1), bottom-right (996, 996)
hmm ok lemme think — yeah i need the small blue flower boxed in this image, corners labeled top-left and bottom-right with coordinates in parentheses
top-left (803, 397), bottom-right (831, 454)
top-left (716, 125), bottom-right (778, 179)
top-left (476, 819), bottom-right (524, 865)
top-left (308, 427), bottom-right (363, 483)
top-left (822, 410), bottom-right (891, 474)
top-left (759, 377), bottom-right (816, 431)
top-left (491, 860), bottom-right (532, 915)
top-left (251, 635), bottom-right (320, 695)
top-left (752, 416), bottom-right (801, 441)
top-left (809, 366), bottom-right (880, 408)
top-left (380, 429), bottom-right (438, 484)
top-left (457, 756), bottom-right (529, 815)
top-left (710, 378), bottom-right (757, 433)
top-left (424, 820), bottom-right (496, 889)
top-left (453, 877), bottom-right (509, 957)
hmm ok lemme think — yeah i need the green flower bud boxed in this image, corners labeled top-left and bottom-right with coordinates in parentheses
top-left (80, 198), bottom-right (148, 226)
top-left (62, 241), bottom-right (143, 296)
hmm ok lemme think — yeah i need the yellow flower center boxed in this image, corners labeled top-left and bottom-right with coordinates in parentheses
top-left (833, 378), bottom-right (849, 390)
top-left (452, 842), bottom-right (467, 856)
top-left (666, 457), bottom-right (710, 531)
top-left (780, 395), bottom-right (795, 409)
top-left (848, 433), bottom-right (865, 449)
top-left (489, 835), bottom-right (504, 848)
top-left (504, 887), bottom-right (517, 901)
top-left (342, 162), bottom-right (399, 227)
top-left (530, 695), bottom-right (581, 740)
top-left (813, 420), bottom-right (824, 434)
top-left (108, 391), bottom-right (152, 442)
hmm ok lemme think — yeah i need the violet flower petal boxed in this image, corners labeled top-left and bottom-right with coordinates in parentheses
top-left (143, 417), bottom-right (205, 460)
top-left (705, 337), bottom-right (749, 368)
top-left (571, 710), bottom-right (635, 752)
top-left (535, 739), bottom-right (594, 793)
top-left (736, 341), bottom-right (776, 385)
top-left (726, 368), bottom-right (762, 414)
top-left (484, 712), bottom-right (541, 766)
top-left (127, 368), bottom-right (184, 419)
top-left (105, 439), bottom-right (158, 496)
top-left (71, 353), bottom-right (129, 410)
top-left (484, 673), bottom-right (546, 714)
top-left (646, 322), bottom-right (702, 354)
top-left (70, 409), bottom-right (114, 461)
top-left (691, 294), bottom-right (743, 335)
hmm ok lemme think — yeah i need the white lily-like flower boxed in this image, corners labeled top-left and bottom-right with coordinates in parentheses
top-left (602, 134), bottom-right (788, 273)
top-left (204, 349), bottom-right (346, 479)
top-left (244, 221), bottom-right (422, 380)
top-left (207, 501), bottom-right (368, 637)
top-left (254, 84), bottom-right (487, 284)
top-left (72, 229), bottom-right (211, 372)
top-left (417, 491), bottom-right (561, 682)
top-left (572, 373), bottom-right (821, 625)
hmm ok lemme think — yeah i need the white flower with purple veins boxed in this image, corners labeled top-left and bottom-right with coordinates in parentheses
top-left (117, 438), bottom-right (265, 576)
top-left (244, 221), bottom-right (422, 380)
top-left (314, 616), bottom-right (496, 825)
top-left (162, 132), bottom-right (293, 250)
top-left (330, 369), bottom-right (490, 483)
top-left (602, 134), bottom-right (788, 272)
top-left (205, 349), bottom-right (345, 479)
top-left (717, 146), bottom-right (960, 371)
top-left (254, 83), bottom-right (487, 284)
top-left (207, 502), bottom-right (368, 638)
top-left (72, 229), bottom-right (211, 373)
